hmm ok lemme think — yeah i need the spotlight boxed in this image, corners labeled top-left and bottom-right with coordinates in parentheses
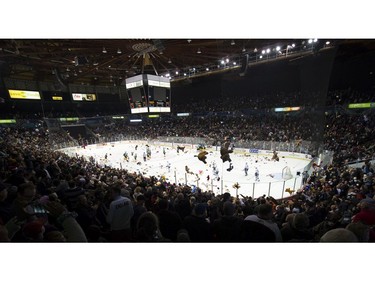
top-left (117, 48), bottom-right (122, 54)
top-left (102, 47), bottom-right (107, 53)
top-left (276, 46), bottom-right (281, 51)
top-left (231, 40), bottom-right (235, 46)
top-left (197, 48), bottom-right (201, 54)
top-left (325, 41), bottom-right (330, 45)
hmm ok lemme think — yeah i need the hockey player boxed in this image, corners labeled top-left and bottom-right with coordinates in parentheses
top-left (166, 161), bottom-right (171, 173)
top-left (123, 151), bottom-right (129, 162)
top-left (255, 167), bottom-right (260, 182)
top-left (244, 162), bottom-right (249, 176)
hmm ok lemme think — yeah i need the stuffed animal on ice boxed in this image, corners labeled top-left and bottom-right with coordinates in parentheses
top-left (285, 188), bottom-right (295, 196)
top-left (272, 150), bottom-right (279, 162)
top-left (185, 165), bottom-right (194, 175)
top-left (195, 150), bottom-right (209, 164)
top-left (177, 145), bottom-right (185, 153)
top-left (220, 141), bottom-right (233, 163)
top-left (220, 141), bottom-right (234, 171)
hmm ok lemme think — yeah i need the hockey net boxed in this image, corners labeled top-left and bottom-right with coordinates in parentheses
top-left (282, 166), bottom-right (293, 180)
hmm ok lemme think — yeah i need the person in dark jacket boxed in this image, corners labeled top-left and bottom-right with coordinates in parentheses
top-left (212, 201), bottom-right (243, 242)
top-left (183, 203), bottom-right (212, 242)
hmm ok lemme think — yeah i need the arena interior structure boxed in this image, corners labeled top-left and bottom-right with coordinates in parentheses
top-left (0, 39), bottom-right (374, 242)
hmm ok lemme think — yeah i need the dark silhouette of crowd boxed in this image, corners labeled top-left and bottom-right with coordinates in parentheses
top-left (0, 87), bottom-right (374, 243)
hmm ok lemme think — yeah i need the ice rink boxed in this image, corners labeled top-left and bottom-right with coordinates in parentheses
top-left (61, 140), bottom-right (312, 199)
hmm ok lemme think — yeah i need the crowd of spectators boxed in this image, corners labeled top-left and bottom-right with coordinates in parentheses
top-left (173, 88), bottom-right (375, 113)
top-left (0, 112), bottom-right (374, 242)
top-left (91, 113), bottom-right (320, 143)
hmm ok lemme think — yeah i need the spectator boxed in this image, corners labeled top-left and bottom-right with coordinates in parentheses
top-left (243, 203), bottom-right (282, 242)
top-left (135, 211), bottom-right (169, 242)
top-left (320, 228), bottom-right (358, 242)
top-left (106, 185), bottom-right (134, 242)
top-left (212, 201), bottom-right (243, 242)
top-left (183, 203), bottom-right (212, 242)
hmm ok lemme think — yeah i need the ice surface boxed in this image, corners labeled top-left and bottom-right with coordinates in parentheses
top-left (62, 141), bottom-right (311, 199)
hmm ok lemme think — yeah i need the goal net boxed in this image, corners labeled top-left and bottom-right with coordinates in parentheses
top-left (282, 166), bottom-right (293, 180)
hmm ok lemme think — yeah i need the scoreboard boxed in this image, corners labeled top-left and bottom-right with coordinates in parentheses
top-left (125, 74), bottom-right (171, 114)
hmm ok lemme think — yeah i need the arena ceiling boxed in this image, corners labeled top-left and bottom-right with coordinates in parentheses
top-left (0, 39), bottom-right (374, 87)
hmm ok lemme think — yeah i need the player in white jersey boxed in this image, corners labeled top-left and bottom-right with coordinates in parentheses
top-left (244, 162), bottom-right (249, 176)
top-left (255, 167), bottom-right (260, 181)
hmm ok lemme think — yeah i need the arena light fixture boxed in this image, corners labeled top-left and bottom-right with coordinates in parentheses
top-left (260, 55), bottom-right (263, 59)
top-left (262, 50), bottom-right (266, 54)
top-left (225, 58), bottom-right (229, 63)
top-left (206, 68), bottom-right (209, 71)
top-left (102, 47), bottom-right (107, 53)
top-left (221, 60), bottom-right (225, 65)
top-left (313, 38), bottom-right (318, 42)
top-left (292, 43), bottom-right (295, 48)
top-left (266, 48), bottom-right (270, 53)
top-left (308, 39), bottom-right (313, 44)
top-left (326, 41), bottom-right (330, 45)
top-left (117, 48), bottom-right (122, 54)
top-left (276, 46), bottom-right (281, 51)
top-left (197, 48), bottom-right (201, 54)
top-left (231, 40), bottom-right (235, 46)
